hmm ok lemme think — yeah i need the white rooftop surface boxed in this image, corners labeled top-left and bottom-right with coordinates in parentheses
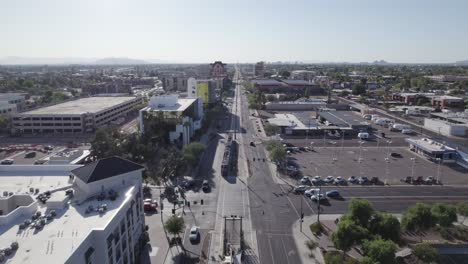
top-left (0, 182), bottom-right (135, 263)
top-left (408, 138), bottom-right (455, 152)
top-left (147, 98), bottom-right (196, 112)
top-left (20, 96), bottom-right (138, 115)
top-left (268, 114), bottom-right (309, 129)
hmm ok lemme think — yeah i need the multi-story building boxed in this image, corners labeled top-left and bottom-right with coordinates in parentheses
top-left (431, 96), bottom-right (465, 108)
top-left (0, 156), bottom-right (146, 264)
top-left (0, 93), bottom-right (26, 111)
top-left (187, 78), bottom-right (217, 107)
top-left (210, 61), bottom-right (227, 78)
top-left (290, 70), bottom-right (316, 81)
top-left (11, 96), bottom-right (143, 135)
top-left (0, 102), bottom-right (17, 115)
top-left (391, 93), bottom-right (435, 105)
top-left (139, 95), bottom-right (203, 145)
top-left (160, 72), bottom-right (188, 92)
top-left (254, 62), bottom-right (265, 77)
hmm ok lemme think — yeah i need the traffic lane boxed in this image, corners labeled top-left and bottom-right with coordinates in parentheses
top-left (312, 185), bottom-right (468, 197)
top-left (183, 228), bottom-right (209, 260)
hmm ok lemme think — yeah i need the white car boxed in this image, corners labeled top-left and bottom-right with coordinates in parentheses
top-left (189, 226), bottom-right (200, 241)
top-left (323, 176), bottom-right (335, 184)
top-left (348, 176), bottom-right (358, 183)
top-left (334, 176), bottom-right (346, 185)
top-left (300, 176), bottom-right (311, 185)
top-left (311, 194), bottom-right (327, 202)
top-left (305, 188), bottom-right (320, 197)
top-left (311, 176), bottom-right (322, 185)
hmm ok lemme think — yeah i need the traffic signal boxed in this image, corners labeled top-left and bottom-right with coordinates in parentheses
top-left (172, 209), bottom-right (175, 214)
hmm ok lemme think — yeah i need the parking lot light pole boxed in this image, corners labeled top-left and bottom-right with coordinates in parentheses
top-left (323, 130), bottom-right (326, 148)
top-left (386, 140), bottom-right (392, 159)
top-left (436, 158), bottom-right (442, 184)
top-left (341, 131), bottom-right (345, 150)
top-left (410, 158), bottom-right (416, 183)
top-left (384, 157), bottom-right (390, 185)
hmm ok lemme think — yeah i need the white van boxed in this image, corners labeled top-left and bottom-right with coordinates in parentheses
top-left (401, 129), bottom-right (414, 135)
top-left (371, 115), bottom-right (380, 121)
top-left (392, 123), bottom-right (411, 131)
top-left (358, 132), bottom-right (369, 139)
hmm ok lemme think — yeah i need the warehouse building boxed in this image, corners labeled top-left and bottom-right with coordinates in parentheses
top-left (0, 156), bottom-right (146, 264)
top-left (11, 96), bottom-right (143, 135)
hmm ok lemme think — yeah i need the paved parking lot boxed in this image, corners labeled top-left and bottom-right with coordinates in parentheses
top-left (288, 147), bottom-right (468, 186)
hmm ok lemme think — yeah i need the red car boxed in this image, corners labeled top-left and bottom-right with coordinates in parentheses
top-left (143, 199), bottom-right (158, 212)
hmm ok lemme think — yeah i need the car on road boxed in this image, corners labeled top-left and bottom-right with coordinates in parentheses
top-left (348, 176), bottom-right (358, 184)
top-left (323, 176), bottom-right (335, 184)
top-left (304, 188), bottom-right (320, 197)
top-left (326, 190), bottom-right (340, 198)
top-left (44, 145), bottom-right (54, 151)
top-left (358, 176), bottom-right (369, 185)
top-left (298, 147), bottom-right (306, 151)
top-left (334, 176), bottom-right (346, 185)
top-left (250, 141), bottom-right (255, 147)
top-left (311, 194), bottom-right (327, 202)
top-left (286, 165), bottom-right (298, 172)
top-left (390, 152), bottom-right (402, 158)
top-left (401, 129), bottom-right (414, 135)
top-left (189, 226), bottom-right (200, 242)
top-left (202, 180), bottom-right (210, 192)
top-left (143, 201), bottom-right (157, 213)
top-left (0, 159), bottom-right (14, 165)
top-left (293, 185), bottom-right (308, 194)
top-left (181, 179), bottom-right (195, 190)
top-left (300, 176), bottom-right (311, 185)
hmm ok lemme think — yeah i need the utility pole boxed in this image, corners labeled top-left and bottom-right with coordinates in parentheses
top-left (317, 183), bottom-right (322, 223)
top-left (300, 197), bottom-right (303, 232)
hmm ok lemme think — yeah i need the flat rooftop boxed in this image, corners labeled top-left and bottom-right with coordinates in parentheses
top-left (146, 98), bottom-right (196, 112)
top-left (20, 96), bottom-right (139, 115)
top-left (406, 138), bottom-right (456, 153)
top-left (318, 111), bottom-right (368, 127)
top-left (0, 166), bottom-right (135, 263)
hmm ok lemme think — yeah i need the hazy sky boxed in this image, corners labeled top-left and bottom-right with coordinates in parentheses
top-left (1, 0), bottom-right (468, 63)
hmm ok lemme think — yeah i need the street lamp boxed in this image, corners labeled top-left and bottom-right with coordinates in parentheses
top-left (358, 140), bottom-right (365, 162)
top-left (384, 157), bottom-right (390, 185)
top-left (386, 140), bottom-right (392, 158)
top-left (410, 158), bottom-right (416, 183)
top-left (436, 158), bottom-right (442, 184)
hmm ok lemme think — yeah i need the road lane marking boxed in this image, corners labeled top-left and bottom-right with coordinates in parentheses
top-left (280, 237), bottom-right (291, 264)
top-left (278, 185), bottom-right (300, 218)
top-left (267, 237), bottom-right (276, 264)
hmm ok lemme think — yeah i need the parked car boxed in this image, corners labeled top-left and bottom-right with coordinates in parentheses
top-left (390, 152), bottom-right (402, 158)
top-left (181, 179), bottom-right (195, 190)
top-left (326, 190), bottom-right (340, 198)
top-left (311, 176), bottom-right (322, 185)
top-left (401, 129), bottom-right (414, 135)
top-left (402, 176), bottom-right (412, 184)
top-left (323, 176), bottom-right (335, 184)
top-left (250, 142), bottom-right (255, 147)
top-left (0, 159), bottom-right (14, 165)
top-left (300, 176), bottom-right (311, 185)
top-left (305, 188), bottom-right (320, 197)
top-left (370, 177), bottom-right (380, 184)
top-left (293, 185), bottom-right (308, 194)
top-left (311, 194), bottom-right (327, 202)
top-left (202, 180), bottom-right (210, 192)
top-left (334, 176), bottom-right (346, 185)
top-left (24, 151), bottom-right (36, 158)
top-left (348, 176), bottom-right (358, 184)
top-left (189, 226), bottom-right (200, 241)
top-left (358, 176), bottom-right (369, 185)
top-left (358, 132), bottom-right (369, 140)
top-left (44, 145), bottom-right (54, 151)
top-left (414, 176), bottom-right (424, 184)
top-left (424, 176), bottom-right (436, 184)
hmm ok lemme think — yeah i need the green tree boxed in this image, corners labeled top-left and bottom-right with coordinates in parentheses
top-left (456, 202), bottom-right (468, 223)
top-left (416, 96), bottom-right (431, 106)
top-left (280, 70), bottom-right (291, 78)
top-left (264, 140), bottom-right (287, 164)
top-left (164, 215), bottom-right (185, 237)
top-left (24, 79), bottom-right (34, 88)
top-left (0, 115), bottom-right (10, 133)
top-left (401, 203), bottom-right (435, 231)
top-left (348, 199), bottom-right (374, 227)
top-left (182, 142), bottom-right (206, 166)
top-left (352, 84), bottom-right (366, 95)
top-left (266, 94), bottom-right (276, 102)
top-left (369, 212), bottom-right (401, 243)
top-left (359, 257), bottom-right (375, 264)
top-left (304, 87), bottom-right (310, 98)
top-left (331, 218), bottom-right (368, 261)
top-left (90, 127), bottom-right (123, 159)
top-left (362, 238), bottom-right (397, 264)
top-left (431, 203), bottom-right (457, 227)
top-left (341, 90), bottom-right (350, 97)
top-left (413, 242), bottom-right (438, 263)
top-left (264, 123), bottom-right (280, 136)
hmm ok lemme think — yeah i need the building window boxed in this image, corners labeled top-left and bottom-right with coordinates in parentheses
top-left (114, 227), bottom-right (120, 242)
top-left (116, 244), bottom-right (122, 261)
top-left (107, 234), bottom-right (114, 264)
top-left (84, 247), bottom-right (95, 264)
top-left (120, 219), bottom-right (126, 234)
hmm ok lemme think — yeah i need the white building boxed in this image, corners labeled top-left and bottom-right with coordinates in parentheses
top-left (0, 102), bottom-right (17, 115)
top-left (139, 95), bottom-right (203, 145)
top-left (0, 156), bottom-right (146, 264)
top-left (424, 118), bottom-right (466, 136)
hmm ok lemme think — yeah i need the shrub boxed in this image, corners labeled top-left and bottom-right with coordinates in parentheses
top-left (305, 240), bottom-right (318, 250)
top-left (310, 222), bottom-right (324, 235)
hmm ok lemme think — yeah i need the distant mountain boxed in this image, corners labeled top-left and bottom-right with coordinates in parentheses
top-left (455, 60), bottom-right (468, 66)
top-left (93, 57), bottom-right (151, 65)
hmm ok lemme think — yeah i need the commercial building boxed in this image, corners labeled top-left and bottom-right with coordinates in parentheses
top-left (391, 93), bottom-right (435, 105)
top-left (431, 96), bottom-right (465, 108)
top-left (316, 110), bottom-right (370, 131)
top-left (254, 62), bottom-right (265, 77)
top-left (210, 61), bottom-right (227, 78)
top-left (252, 79), bottom-right (323, 94)
top-left (0, 156), bottom-right (146, 264)
top-left (405, 138), bottom-right (468, 168)
top-left (11, 96), bottom-right (143, 135)
top-left (187, 77), bottom-right (217, 106)
top-left (425, 112), bottom-right (468, 136)
top-left (139, 95), bottom-right (203, 145)
top-left (160, 72), bottom-right (188, 92)
top-left (290, 70), bottom-right (316, 81)
top-left (426, 75), bottom-right (468, 83)
top-left (0, 93), bottom-right (26, 112)
top-left (0, 102), bottom-right (17, 115)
